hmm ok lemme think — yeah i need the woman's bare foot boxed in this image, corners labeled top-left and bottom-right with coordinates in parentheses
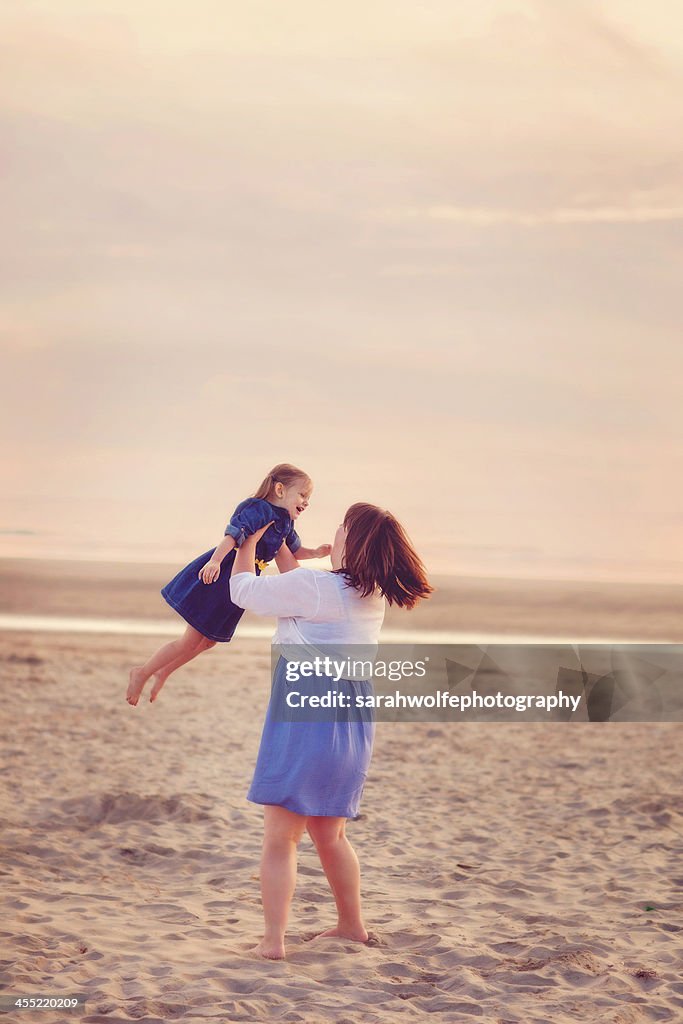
top-left (252, 938), bottom-right (286, 960)
top-left (308, 925), bottom-right (369, 943)
top-left (126, 666), bottom-right (148, 706)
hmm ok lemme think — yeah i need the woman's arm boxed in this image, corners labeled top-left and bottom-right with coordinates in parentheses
top-left (231, 525), bottom-right (321, 618)
top-left (232, 523), bottom-right (272, 577)
top-left (274, 542), bottom-right (300, 574)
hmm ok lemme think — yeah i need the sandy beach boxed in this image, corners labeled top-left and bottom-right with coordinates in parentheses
top-left (1, 563), bottom-right (682, 1022)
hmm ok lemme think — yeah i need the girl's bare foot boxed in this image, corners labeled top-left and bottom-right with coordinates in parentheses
top-left (126, 667), bottom-right (148, 706)
top-left (252, 938), bottom-right (286, 960)
top-left (149, 671), bottom-right (167, 703)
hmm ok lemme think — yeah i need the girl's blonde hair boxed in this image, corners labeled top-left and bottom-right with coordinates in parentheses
top-left (253, 463), bottom-right (312, 501)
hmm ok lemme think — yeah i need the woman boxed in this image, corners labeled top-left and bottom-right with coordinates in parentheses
top-left (228, 502), bottom-right (433, 960)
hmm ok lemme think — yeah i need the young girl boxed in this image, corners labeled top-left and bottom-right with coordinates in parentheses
top-left (125, 463), bottom-right (330, 706)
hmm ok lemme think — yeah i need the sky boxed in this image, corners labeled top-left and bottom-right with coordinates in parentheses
top-left (2, 0), bottom-right (683, 581)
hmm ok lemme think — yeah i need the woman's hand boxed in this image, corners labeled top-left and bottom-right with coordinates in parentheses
top-left (231, 522), bottom-right (274, 577)
top-left (250, 522), bottom-right (274, 543)
top-left (199, 558), bottom-right (222, 584)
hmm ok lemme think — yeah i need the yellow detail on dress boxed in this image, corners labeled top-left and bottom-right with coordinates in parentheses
top-left (255, 558), bottom-right (270, 571)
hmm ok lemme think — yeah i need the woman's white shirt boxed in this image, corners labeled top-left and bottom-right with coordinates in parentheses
top-left (230, 568), bottom-right (385, 645)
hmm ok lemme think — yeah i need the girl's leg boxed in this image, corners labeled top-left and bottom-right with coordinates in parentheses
top-left (126, 626), bottom-right (214, 705)
top-left (150, 637), bottom-right (217, 690)
top-left (306, 816), bottom-right (368, 942)
top-left (255, 805), bottom-right (308, 960)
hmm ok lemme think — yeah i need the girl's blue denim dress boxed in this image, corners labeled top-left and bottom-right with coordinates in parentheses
top-left (161, 498), bottom-right (301, 641)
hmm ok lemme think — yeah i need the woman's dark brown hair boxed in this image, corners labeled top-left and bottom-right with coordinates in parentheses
top-left (336, 502), bottom-right (433, 609)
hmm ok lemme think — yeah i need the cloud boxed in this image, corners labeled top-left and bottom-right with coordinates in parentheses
top-left (532, 0), bottom-right (673, 75)
top-left (378, 202), bottom-right (683, 226)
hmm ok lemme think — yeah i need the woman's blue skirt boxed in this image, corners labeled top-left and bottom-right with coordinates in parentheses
top-left (247, 656), bottom-right (376, 818)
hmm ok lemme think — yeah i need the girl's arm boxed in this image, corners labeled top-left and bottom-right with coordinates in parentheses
top-left (272, 541), bottom-right (332, 572)
top-left (293, 544), bottom-right (332, 560)
top-left (199, 499), bottom-right (272, 584)
top-left (198, 534), bottom-right (237, 584)
top-left (285, 524), bottom-right (330, 561)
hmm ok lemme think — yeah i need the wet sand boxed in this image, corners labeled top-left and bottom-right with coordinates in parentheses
top-left (2, 557), bottom-right (683, 639)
